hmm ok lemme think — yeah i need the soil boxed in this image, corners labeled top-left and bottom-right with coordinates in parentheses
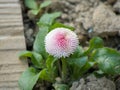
top-left (21, 0), bottom-right (120, 90)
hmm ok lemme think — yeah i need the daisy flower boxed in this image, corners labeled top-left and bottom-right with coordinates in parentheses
top-left (45, 28), bottom-right (79, 58)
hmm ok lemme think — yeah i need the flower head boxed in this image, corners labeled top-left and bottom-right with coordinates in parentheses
top-left (45, 28), bottom-right (79, 58)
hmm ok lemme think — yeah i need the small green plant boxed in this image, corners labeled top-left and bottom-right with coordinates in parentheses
top-left (25, 0), bottom-right (52, 15)
top-left (20, 1), bottom-right (120, 89)
top-left (18, 11), bottom-right (120, 90)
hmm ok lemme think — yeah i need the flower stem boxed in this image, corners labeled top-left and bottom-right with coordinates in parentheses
top-left (61, 58), bottom-right (67, 83)
top-left (57, 60), bottom-right (62, 77)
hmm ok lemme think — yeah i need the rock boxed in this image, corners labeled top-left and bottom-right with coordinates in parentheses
top-left (25, 28), bottom-right (34, 48)
top-left (27, 10), bottom-right (36, 20)
top-left (70, 75), bottom-right (116, 90)
top-left (92, 4), bottom-right (120, 37)
top-left (115, 77), bottom-right (120, 90)
top-left (107, 0), bottom-right (117, 4)
top-left (113, 0), bottom-right (120, 14)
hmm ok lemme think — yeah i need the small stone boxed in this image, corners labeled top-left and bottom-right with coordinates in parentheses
top-left (55, 77), bottom-right (62, 83)
top-left (61, 14), bottom-right (68, 19)
top-left (25, 28), bottom-right (33, 37)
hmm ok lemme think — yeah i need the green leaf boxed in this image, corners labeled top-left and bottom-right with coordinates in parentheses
top-left (68, 56), bottom-right (88, 68)
top-left (50, 22), bottom-right (75, 31)
top-left (18, 51), bottom-right (33, 59)
top-left (32, 52), bottom-right (45, 68)
top-left (19, 67), bottom-right (40, 90)
top-left (67, 56), bottom-right (88, 80)
top-left (84, 37), bottom-right (104, 55)
top-left (37, 12), bottom-right (61, 26)
top-left (53, 83), bottom-right (69, 90)
top-left (39, 68), bottom-right (52, 81)
top-left (92, 47), bottom-right (120, 75)
top-left (71, 46), bottom-right (84, 58)
top-left (33, 26), bottom-right (49, 58)
top-left (70, 61), bottom-right (95, 81)
top-left (94, 70), bottom-right (105, 77)
top-left (46, 56), bottom-right (57, 68)
top-left (89, 37), bottom-right (104, 49)
top-left (39, 56), bottom-right (58, 82)
top-left (39, 67), bottom-right (57, 82)
top-left (40, 0), bottom-right (52, 8)
top-left (19, 51), bottom-right (44, 68)
top-left (25, 0), bottom-right (38, 9)
top-left (31, 9), bottom-right (40, 15)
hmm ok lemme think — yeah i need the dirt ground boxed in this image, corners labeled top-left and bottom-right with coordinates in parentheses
top-left (21, 0), bottom-right (120, 90)
top-left (47, 0), bottom-right (120, 49)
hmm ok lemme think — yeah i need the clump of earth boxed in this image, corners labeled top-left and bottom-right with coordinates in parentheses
top-left (70, 74), bottom-right (116, 90)
top-left (21, 0), bottom-right (120, 90)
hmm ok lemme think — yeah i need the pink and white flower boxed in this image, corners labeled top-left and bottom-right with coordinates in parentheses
top-left (45, 28), bottom-right (79, 58)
